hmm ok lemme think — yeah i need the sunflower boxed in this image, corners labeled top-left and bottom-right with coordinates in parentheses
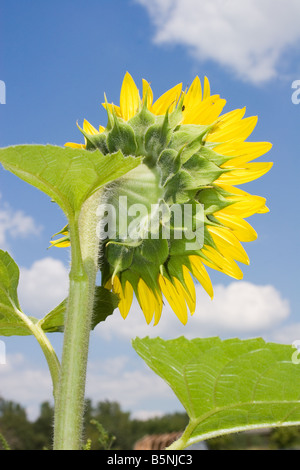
top-left (58, 72), bottom-right (272, 325)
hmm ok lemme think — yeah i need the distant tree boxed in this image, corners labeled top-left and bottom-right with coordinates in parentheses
top-left (270, 426), bottom-right (300, 449)
top-left (86, 401), bottom-right (132, 450)
top-left (0, 397), bottom-right (34, 449)
top-left (135, 412), bottom-right (189, 435)
top-left (32, 402), bottom-right (54, 450)
top-left (2, 396), bottom-right (281, 450)
top-left (82, 400), bottom-right (189, 450)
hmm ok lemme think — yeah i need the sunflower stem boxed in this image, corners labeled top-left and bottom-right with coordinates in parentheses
top-left (53, 191), bottom-right (101, 450)
top-left (165, 420), bottom-right (197, 450)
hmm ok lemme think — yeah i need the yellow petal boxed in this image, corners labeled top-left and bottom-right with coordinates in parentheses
top-left (121, 281), bottom-right (134, 319)
top-left (83, 119), bottom-right (99, 135)
top-left (112, 275), bottom-right (122, 295)
top-left (188, 256), bottom-right (214, 299)
top-left (208, 225), bottom-right (250, 265)
top-left (99, 125), bottom-right (105, 133)
top-left (174, 276), bottom-right (195, 316)
top-left (153, 291), bottom-right (163, 326)
top-left (216, 183), bottom-right (266, 200)
top-left (111, 276), bottom-right (127, 319)
top-left (183, 76), bottom-right (202, 110)
top-left (102, 102), bottom-right (122, 117)
top-left (203, 76), bottom-right (211, 100)
top-left (216, 162), bottom-right (273, 185)
top-left (201, 245), bottom-right (244, 280)
top-left (137, 278), bottom-right (155, 324)
top-left (213, 213), bottom-right (257, 242)
top-left (158, 275), bottom-right (188, 324)
top-left (120, 72), bottom-right (140, 121)
top-left (151, 83), bottom-right (182, 115)
top-left (113, 277), bottom-right (134, 319)
top-left (64, 142), bottom-right (86, 149)
top-left (257, 204), bottom-right (269, 214)
top-left (183, 94), bottom-right (221, 125)
top-left (50, 237), bottom-right (71, 248)
top-left (142, 78), bottom-right (154, 109)
top-left (207, 116), bottom-right (258, 143)
top-left (215, 185), bottom-right (268, 217)
top-left (216, 107), bottom-right (246, 127)
top-left (197, 98), bottom-right (226, 125)
top-left (51, 224), bottom-right (68, 237)
top-left (215, 141), bottom-right (272, 165)
top-left (217, 200), bottom-right (267, 218)
top-left (182, 266), bottom-right (196, 305)
top-left (104, 278), bottom-right (112, 290)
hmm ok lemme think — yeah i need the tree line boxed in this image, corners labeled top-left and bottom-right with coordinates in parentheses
top-left (1, 396), bottom-right (300, 450)
top-left (0, 397), bottom-right (188, 450)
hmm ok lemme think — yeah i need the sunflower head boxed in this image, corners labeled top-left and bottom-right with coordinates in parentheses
top-left (61, 72), bottom-right (272, 325)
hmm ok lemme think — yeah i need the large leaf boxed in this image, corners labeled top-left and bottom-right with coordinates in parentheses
top-left (39, 286), bottom-right (119, 333)
top-left (0, 250), bottom-right (38, 336)
top-left (0, 145), bottom-right (141, 216)
top-left (0, 249), bottom-right (119, 337)
top-left (132, 336), bottom-right (300, 448)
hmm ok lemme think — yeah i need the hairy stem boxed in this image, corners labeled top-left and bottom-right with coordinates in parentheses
top-left (15, 307), bottom-right (60, 397)
top-left (165, 420), bottom-right (198, 450)
top-left (53, 192), bottom-right (101, 450)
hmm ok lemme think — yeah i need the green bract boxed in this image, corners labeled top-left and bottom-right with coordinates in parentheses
top-left (78, 99), bottom-right (234, 324)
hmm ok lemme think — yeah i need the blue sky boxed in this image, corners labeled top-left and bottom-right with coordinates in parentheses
top-left (0, 0), bottom-right (300, 421)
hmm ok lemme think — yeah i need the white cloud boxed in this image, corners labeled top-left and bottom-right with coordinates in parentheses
top-left (193, 282), bottom-right (290, 333)
top-left (131, 410), bottom-right (165, 421)
top-left (97, 281), bottom-right (290, 340)
top-left (18, 257), bottom-right (69, 317)
top-left (0, 353), bottom-right (176, 421)
top-left (136, 0), bottom-right (300, 83)
top-left (0, 354), bottom-right (53, 420)
top-left (268, 323), bottom-right (300, 345)
top-left (0, 194), bottom-right (42, 250)
top-left (86, 361), bottom-right (170, 410)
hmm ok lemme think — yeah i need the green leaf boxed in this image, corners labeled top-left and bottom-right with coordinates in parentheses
top-left (0, 250), bottom-right (38, 336)
top-left (145, 114), bottom-right (173, 161)
top-left (38, 299), bottom-right (66, 333)
top-left (158, 149), bottom-right (181, 186)
top-left (0, 145), bottom-right (141, 217)
top-left (128, 105), bottom-right (156, 155)
top-left (197, 186), bottom-right (233, 214)
top-left (132, 336), bottom-right (300, 448)
top-left (38, 287), bottom-right (119, 333)
top-left (106, 243), bottom-right (134, 276)
top-left (107, 118), bottom-right (137, 156)
top-left (0, 248), bottom-right (119, 336)
top-left (91, 286), bottom-right (120, 329)
top-left (182, 153), bottom-right (225, 186)
top-left (168, 125), bottom-right (209, 164)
